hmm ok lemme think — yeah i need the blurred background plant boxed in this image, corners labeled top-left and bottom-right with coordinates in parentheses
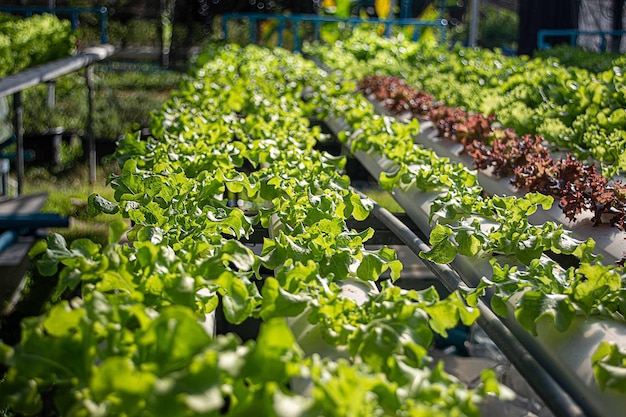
top-left (22, 70), bottom-right (182, 140)
top-left (449, 2), bottom-right (519, 52)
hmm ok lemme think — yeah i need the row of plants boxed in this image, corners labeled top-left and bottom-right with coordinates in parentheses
top-left (0, 44), bottom-right (504, 416)
top-left (302, 39), bottom-right (626, 396)
top-left (534, 44), bottom-right (624, 74)
top-left (304, 29), bottom-right (626, 175)
top-left (0, 13), bottom-right (75, 78)
top-left (355, 74), bottom-right (626, 242)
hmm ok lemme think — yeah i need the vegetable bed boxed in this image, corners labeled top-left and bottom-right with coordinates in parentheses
top-left (0, 44), bottom-right (505, 416)
top-left (0, 13), bottom-right (75, 78)
top-left (2, 29), bottom-right (626, 417)
top-left (306, 29), bottom-right (626, 176)
top-left (304, 32), bottom-right (626, 416)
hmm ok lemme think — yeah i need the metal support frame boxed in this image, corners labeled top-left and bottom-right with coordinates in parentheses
top-left (400, 0), bottom-right (413, 19)
top-left (0, 45), bottom-right (115, 194)
top-left (221, 13), bottom-right (448, 52)
top-left (0, 159), bottom-right (9, 196)
top-left (46, 81), bottom-right (56, 109)
top-left (537, 29), bottom-right (626, 51)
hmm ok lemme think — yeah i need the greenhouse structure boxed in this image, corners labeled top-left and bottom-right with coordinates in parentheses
top-left (1, 1), bottom-right (626, 417)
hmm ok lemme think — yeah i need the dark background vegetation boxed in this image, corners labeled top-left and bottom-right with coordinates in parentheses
top-left (8, 0), bottom-right (621, 55)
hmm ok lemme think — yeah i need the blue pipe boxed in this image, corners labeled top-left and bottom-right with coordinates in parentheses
top-left (537, 29), bottom-right (626, 51)
top-left (0, 214), bottom-right (69, 230)
top-left (0, 229), bottom-right (18, 254)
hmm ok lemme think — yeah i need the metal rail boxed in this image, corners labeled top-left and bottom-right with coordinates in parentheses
top-left (221, 12), bottom-right (447, 52)
top-left (538, 29), bottom-right (626, 52)
top-left (0, 6), bottom-right (109, 44)
top-left (0, 213), bottom-right (68, 230)
top-left (0, 45), bottom-right (115, 193)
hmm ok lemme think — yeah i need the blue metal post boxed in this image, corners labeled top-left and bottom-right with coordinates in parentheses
top-left (100, 7), bottom-right (108, 44)
top-left (249, 17), bottom-right (256, 44)
top-left (401, 0), bottom-right (413, 18)
top-left (412, 23), bottom-right (420, 42)
top-left (440, 19), bottom-right (447, 45)
top-left (70, 11), bottom-right (79, 30)
top-left (278, 17), bottom-right (285, 47)
top-left (222, 15), bottom-right (229, 40)
top-left (384, 22), bottom-right (391, 37)
top-left (293, 17), bottom-right (301, 53)
top-left (217, 13), bottom-right (447, 49)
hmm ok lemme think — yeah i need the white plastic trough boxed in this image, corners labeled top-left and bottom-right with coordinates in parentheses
top-left (323, 113), bottom-right (626, 417)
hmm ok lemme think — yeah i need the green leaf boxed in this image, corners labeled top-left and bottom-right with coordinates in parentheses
top-left (88, 193), bottom-right (119, 216)
top-left (69, 238), bottom-right (101, 259)
top-left (526, 192), bottom-right (553, 212)
top-left (217, 169), bottom-right (248, 193)
top-left (27, 239), bottom-right (48, 259)
top-left (0, 375), bottom-right (43, 416)
top-left (90, 357), bottom-right (156, 402)
top-left (515, 291), bottom-right (576, 335)
top-left (320, 250), bottom-right (352, 282)
top-left (456, 229), bottom-right (482, 257)
top-left (260, 277), bottom-right (309, 320)
top-left (490, 295), bottom-right (509, 318)
top-left (419, 224), bottom-right (457, 264)
top-left (243, 318), bottom-right (300, 383)
top-left (96, 270), bottom-right (136, 294)
top-left (138, 306), bottom-right (212, 374)
top-left (217, 271), bottom-right (254, 324)
top-left (357, 252), bottom-right (386, 282)
top-left (387, 259), bottom-right (402, 281)
top-left (222, 240), bottom-right (257, 271)
top-left (136, 226), bottom-right (164, 245)
top-left (423, 292), bottom-right (479, 337)
top-left (592, 341), bottom-right (626, 393)
top-left (43, 302), bottom-right (85, 337)
top-left (353, 322), bottom-right (401, 371)
top-left (574, 263), bottom-right (621, 313)
top-left (347, 192), bottom-right (373, 221)
top-left (108, 220), bottom-right (129, 245)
